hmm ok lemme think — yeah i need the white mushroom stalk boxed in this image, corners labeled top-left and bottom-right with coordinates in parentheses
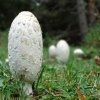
top-left (8, 11), bottom-right (43, 95)
top-left (56, 40), bottom-right (70, 64)
top-left (48, 45), bottom-right (56, 58)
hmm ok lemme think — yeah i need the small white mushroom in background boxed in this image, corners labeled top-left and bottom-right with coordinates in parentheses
top-left (48, 45), bottom-right (56, 58)
top-left (73, 48), bottom-right (84, 58)
top-left (8, 11), bottom-right (43, 95)
top-left (5, 58), bottom-right (9, 63)
top-left (56, 40), bottom-right (70, 64)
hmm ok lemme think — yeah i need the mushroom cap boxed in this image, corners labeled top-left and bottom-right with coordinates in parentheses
top-left (8, 11), bottom-right (43, 84)
top-left (74, 48), bottom-right (84, 56)
top-left (48, 45), bottom-right (56, 58)
top-left (56, 40), bottom-right (70, 64)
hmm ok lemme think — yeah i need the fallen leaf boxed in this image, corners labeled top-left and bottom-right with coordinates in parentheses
top-left (94, 56), bottom-right (100, 66)
top-left (76, 88), bottom-right (86, 100)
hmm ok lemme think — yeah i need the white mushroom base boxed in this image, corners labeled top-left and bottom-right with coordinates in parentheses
top-left (23, 82), bottom-right (33, 95)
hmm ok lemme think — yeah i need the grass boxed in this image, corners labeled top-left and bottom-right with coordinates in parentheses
top-left (0, 31), bottom-right (8, 61)
top-left (0, 24), bottom-right (100, 100)
top-left (85, 23), bottom-right (100, 47)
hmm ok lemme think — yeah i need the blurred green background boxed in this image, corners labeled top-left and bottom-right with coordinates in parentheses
top-left (0, 0), bottom-right (100, 44)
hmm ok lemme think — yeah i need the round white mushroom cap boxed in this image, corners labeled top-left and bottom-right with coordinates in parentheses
top-left (56, 40), bottom-right (70, 64)
top-left (74, 48), bottom-right (84, 57)
top-left (8, 11), bottom-right (43, 95)
top-left (48, 45), bottom-right (56, 58)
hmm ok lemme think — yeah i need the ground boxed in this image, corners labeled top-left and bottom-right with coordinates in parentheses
top-left (0, 25), bottom-right (100, 100)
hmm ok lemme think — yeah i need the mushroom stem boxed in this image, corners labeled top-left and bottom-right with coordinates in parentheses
top-left (23, 82), bottom-right (33, 95)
